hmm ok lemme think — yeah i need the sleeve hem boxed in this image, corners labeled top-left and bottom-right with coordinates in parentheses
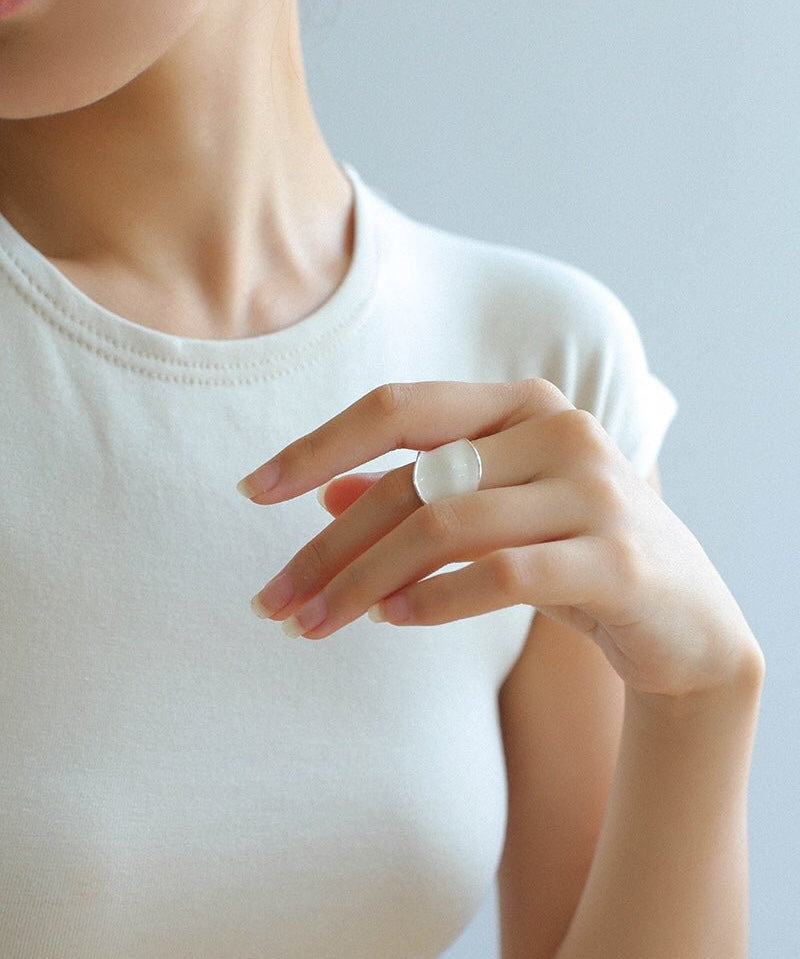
top-left (627, 374), bottom-right (679, 477)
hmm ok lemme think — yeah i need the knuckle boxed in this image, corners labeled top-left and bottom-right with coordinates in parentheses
top-left (300, 534), bottom-right (333, 583)
top-left (529, 544), bottom-right (561, 584)
top-left (551, 408), bottom-right (610, 462)
top-left (336, 560), bottom-right (367, 599)
top-left (415, 498), bottom-right (463, 541)
top-left (381, 465), bottom-right (414, 504)
top-left (568, 407), bottom-right (608, 445)
top-left (583, 468), bottom-right (628, 520)
top-left (602, 532), bottom-right (645, 588)
top-left (486, 549), bottom-right (528, 600)
top-left (519, 376), bottom-right (568, 410)
top-left (369, 382), bottom-right (412, 423)
top-left (297, 427), bottom-right (327, 471)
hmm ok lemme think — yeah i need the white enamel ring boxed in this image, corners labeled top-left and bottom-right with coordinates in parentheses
top-left (411, 438), bottom-right (483, 505)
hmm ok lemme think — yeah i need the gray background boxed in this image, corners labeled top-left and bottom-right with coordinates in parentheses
top-left (300, 2), bottom-right (799, 957)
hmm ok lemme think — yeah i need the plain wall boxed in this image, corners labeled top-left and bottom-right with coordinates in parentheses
top-left (300, 2), bottom-right (799, 956)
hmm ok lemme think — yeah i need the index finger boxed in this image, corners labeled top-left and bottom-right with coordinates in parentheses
top-left (236, 378), bottom-right (571, 503)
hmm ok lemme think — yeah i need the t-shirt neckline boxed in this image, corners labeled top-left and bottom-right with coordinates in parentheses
top-left (0, 160), bottom-right (381, 386)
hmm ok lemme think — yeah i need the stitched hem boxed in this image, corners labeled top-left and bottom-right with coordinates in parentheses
top-left (0, 162), bottom-right (382, 386)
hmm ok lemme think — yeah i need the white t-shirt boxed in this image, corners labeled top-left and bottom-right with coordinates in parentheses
top-left (0, 161), bottom-right (678, 959)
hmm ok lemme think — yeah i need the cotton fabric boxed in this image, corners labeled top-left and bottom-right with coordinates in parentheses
top-left (0, 162), bottom-right (677, 958)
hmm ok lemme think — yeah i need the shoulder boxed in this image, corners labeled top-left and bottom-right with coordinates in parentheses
top-left (352, 177), bottom-right (677, 497)
top-left (374, 190), bottom-right (642, 362)
top-left (368, 186), bottom-right (670, 460)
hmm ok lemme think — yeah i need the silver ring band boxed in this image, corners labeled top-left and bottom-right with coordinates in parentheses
top-left (411, 438), bottom-right (483, 505)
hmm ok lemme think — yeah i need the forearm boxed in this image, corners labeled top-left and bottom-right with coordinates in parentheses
top-left (554, 646), bottom-right (765, 959)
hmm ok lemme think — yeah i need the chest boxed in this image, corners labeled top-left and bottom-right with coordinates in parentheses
top-left (0, 419), bottom-right (530, 959)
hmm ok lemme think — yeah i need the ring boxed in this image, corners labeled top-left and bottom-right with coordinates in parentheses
top-left (411, 438), bottom-right (483, 505)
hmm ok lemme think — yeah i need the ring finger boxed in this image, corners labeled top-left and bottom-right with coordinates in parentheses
top-left (253, 413), bottom-right (588, 624)
top-left (257, 408), bottom-right (581, 613)
top-left (274, 477), bottom-right (589, 640)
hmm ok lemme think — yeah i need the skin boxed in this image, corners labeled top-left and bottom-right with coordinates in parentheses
top-left (238, 379), bottom-right (766, 957)
top-left (240, 379), bottom-right (763, 699)
top-left (0, 0), bottom-right (354, 339)
top-left (1, 3), bottom-right (766, 954)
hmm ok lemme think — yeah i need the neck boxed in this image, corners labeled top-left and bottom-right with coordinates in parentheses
top-left (0, 0), bottom-right (353, 339)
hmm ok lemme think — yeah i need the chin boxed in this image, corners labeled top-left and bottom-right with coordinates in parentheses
top-left (0, 0), bottom-right (206, 120)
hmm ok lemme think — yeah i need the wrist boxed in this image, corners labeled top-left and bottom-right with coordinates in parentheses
top-left (627, 633), bottom-right (765, 727)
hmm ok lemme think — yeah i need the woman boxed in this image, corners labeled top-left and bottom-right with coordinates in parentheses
top-left (0, 1), bottom-right (764, 957)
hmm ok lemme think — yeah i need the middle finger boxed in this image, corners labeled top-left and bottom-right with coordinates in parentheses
top-left (253, 411), bottom-right (595, 624)
top-left (253, 462), bottom-right (420, 618)
top-left (276, 476), bottom-right (588, 640)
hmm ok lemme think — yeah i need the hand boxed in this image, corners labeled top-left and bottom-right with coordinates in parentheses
top-left (237, 379), bottom-right (762, 698)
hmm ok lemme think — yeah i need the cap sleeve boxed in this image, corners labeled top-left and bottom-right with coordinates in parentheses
top-left (622, 371), bottom-right (679, 477)
top-left (563, 272), bottom-right (679, 478)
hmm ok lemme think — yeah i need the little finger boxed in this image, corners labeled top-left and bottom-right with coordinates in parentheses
top-left (369, 536), bottom-right (603, 626)
top-left (281, 478), bottom-right (590, 639)
top-left (253, 464), bottom-right (418, 618)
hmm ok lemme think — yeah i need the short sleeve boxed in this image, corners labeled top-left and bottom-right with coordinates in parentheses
top-left (457, 244), bottom-right (679, 478)
top-left (616, 370), bottom-right (679, 477)
top-left (556, 268), bottom-right (679, 478)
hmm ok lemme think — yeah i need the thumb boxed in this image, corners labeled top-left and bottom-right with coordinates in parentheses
top-left (316, 471), bottom-right (389, 517)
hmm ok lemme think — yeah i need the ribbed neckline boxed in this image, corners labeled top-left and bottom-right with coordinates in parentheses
top-left (0, 161), bottom-right (381, 386)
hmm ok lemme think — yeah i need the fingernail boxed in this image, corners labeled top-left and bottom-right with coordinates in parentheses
top-left (254, 572), bottom-right (294, 617)
top-left (316, 481), bottom-right (331, 510)
top-left (281, 593), bottom-right (328, 638)
top-left (367, 603), bottom-right (385, 623)
top-left (281, 616), bottom-right (301, 638)
top-left (369, 592), bottom-right (410, 624)
top-left (237, 461), bottom-right (280, 499)
top-left (238, 478), bottom-right (258, 499)
top-left (251, 594), bottom-right (271, 619)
